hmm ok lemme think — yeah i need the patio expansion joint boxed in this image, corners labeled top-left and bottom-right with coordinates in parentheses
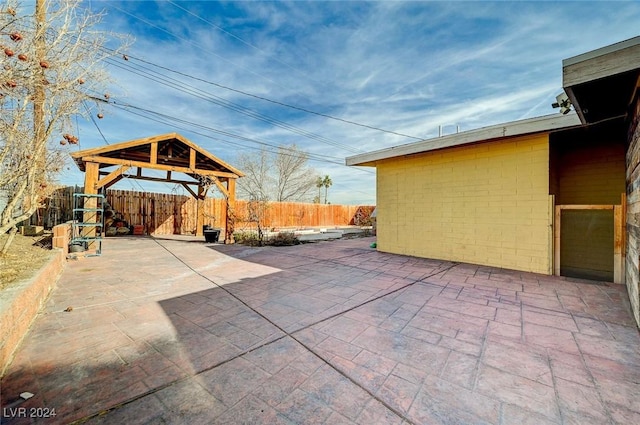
top-left (518, 289), bottom-right (623, 424)
top-left (546, 348), bottom-right (569, 425)
top-left (271, 248), bottom-right (388, 274)
top-left (71, 238), bottom-right (461, 424)
top-left (471, 315), bottom-right (491, 393)
top-left (570, 336), bottom-right (618, 424)
top-left (519, 301), bottom-right (526, 344)
top-left (270, 247), bottom-right (450, 282)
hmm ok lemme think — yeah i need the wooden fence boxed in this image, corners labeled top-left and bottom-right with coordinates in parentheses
top-left (27, 185), bottom-right (81, 229)
top-left (29, 187), bottom-right (375, 236)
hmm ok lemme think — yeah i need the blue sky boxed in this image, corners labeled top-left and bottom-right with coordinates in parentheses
top-left (55, 0), bottom-right (640, 204)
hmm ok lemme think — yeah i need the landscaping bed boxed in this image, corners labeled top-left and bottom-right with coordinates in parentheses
top-left (0, 234), bottom-right (55, 291)
top-left (0, 233), bottom-right (64, 376)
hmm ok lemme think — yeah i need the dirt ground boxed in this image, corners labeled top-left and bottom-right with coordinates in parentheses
top-left (0, 233), bottom-right (55, 290)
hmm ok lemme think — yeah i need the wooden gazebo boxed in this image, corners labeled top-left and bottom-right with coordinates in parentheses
top-left (70, 133), bottom-right (243, 243)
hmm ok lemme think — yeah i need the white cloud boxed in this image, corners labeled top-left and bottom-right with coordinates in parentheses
top-left (57, 0), bottom-right (640, 205)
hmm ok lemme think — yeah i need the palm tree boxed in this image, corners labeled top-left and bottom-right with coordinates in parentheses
top-left (322, 175), bottom-right (332, 204)
top-left (315, 177), bottom-right (323, 203)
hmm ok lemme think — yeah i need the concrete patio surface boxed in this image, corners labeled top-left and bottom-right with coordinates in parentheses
top-left (1, 236), bottom-right (640, 424)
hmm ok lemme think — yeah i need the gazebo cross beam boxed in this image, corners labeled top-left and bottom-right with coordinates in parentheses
top-left (97, 168), bottom-right (219, 190)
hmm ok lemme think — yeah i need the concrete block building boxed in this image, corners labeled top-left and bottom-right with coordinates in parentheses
top-left (347, 37), bottom-right (640, 326)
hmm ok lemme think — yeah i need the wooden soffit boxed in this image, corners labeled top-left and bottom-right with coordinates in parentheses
top-left (563, 36), bottom-right (640, 124)
top-left (70, 133), bottom-right (244, 179)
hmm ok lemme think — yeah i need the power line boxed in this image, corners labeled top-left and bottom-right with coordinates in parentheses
top-left (102, 57), bottom-right (365, 154)
top-left (30, 2), bottom-right (420, 149)
top-left (19, 6), bottom-right (379, 178)
top-left (121, 53), bottom-right (424, 141)
top-left (95, 95), bottom-right (371, 169)
top-left (106, 3), bottom-right (289, 92)
top-left (94, 1), bottom-right (424, 141)
top-left (166, 0), bottom-right (310, 80)
top-left (49, 4), bottom-right (423, 149)
top-left (82, 101), bottom-right (109, 145)
top-left (81, 101), bottom-right (148, 192)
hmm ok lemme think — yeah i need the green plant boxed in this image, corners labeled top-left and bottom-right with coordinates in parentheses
top-left (267, 232), bottom-right (300, 246)
top-left (233, 230), bottom-right (261, 246)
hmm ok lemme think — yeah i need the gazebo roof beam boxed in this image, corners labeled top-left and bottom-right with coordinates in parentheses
top-left (81, 156), bottom-right (239, 179)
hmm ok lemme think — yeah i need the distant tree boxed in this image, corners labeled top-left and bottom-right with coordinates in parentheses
top-left (236, 145), bottom-right (318, 202)
top-left (274, 145), bottom-right (318, 202)
top-left (0, 0), bottom-right (129, 254)
top-left (235, 149), bottom-right (271, 202)
top-left (322, 175), bottom-right (332, 204)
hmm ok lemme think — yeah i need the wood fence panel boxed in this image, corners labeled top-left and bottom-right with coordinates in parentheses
top-left (27, 185), bottom-right (82, 227)
top-left (32, 188), bottom-right (374, 235)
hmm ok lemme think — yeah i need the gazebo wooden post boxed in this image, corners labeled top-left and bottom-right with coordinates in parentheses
top-left (220, 191), bottom-right (228, 241)
top-left (196, 184), bottom-right (205, 237)
top-left (82, 162), bottom-right (100, 249)
top-left (226, 178), bottom-right (236, 244)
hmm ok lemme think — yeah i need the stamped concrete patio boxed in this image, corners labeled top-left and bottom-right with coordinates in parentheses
top-left (1, 236), bottom-right (640, 424)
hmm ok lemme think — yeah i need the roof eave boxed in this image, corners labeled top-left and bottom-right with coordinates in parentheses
top-left (562, 36), bottom-right (640, 124)
top-left (346, 113), bottom-right (581, 166)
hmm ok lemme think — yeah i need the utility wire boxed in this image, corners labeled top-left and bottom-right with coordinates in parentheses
top-left (88, 2), bottom-right (424, 142)
top-left (166, 0), bottom-right (310, 80)
top-left (82, 101), bottom-right (109, 146)
top-left (38, 3), bottom-right (421, 152)
top-left (82, 100), bottom-right (148, 192)
top-left (45, 8), bottom-right (423, 149)
top-left (95, 95), bottom-right (370, 169)
top-left (27, 9), bottom-right (379, 175)
top-left (106, 3), bottom-right (289, 92)
top-left (117, 52), bottom-right (424, 141)
top-left (103, 57), bottom-right (364, 154)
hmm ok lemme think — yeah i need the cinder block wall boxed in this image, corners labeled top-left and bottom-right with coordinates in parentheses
top-left (376, 133), bottom-right (551, 274)
top-left (626, 94), bottom-right (640, 327)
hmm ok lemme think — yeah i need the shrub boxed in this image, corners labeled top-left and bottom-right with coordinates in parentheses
top-left (234, 231), bottom-right (261, 246)
top-left (267, 232), bottom-right (300, 246)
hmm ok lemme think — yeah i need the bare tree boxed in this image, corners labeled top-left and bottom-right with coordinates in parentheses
top-left (0, 0), bottom-right (129, 253)
top-left (234, 149), bottom-right (271, 243)
top-left (274, 145), bottom-right (317, 202)
top-left (246, 195), bottom-right (269, 245)
top-left (235, 148), bottom-right (272, 202)
top-left (236, 145), bottom-right (318, 202)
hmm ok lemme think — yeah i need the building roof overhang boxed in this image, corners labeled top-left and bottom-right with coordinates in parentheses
top-left (563, 36), bottom-right (640, 124)
top-left (346, 113), bottom-right (581, 166)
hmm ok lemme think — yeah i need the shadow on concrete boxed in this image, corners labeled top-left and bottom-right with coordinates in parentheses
top-left (2, 237), bottom-right (640, 424)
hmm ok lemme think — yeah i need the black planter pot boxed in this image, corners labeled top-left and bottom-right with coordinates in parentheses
top-left (204, 229), bottom-right (220, 243)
